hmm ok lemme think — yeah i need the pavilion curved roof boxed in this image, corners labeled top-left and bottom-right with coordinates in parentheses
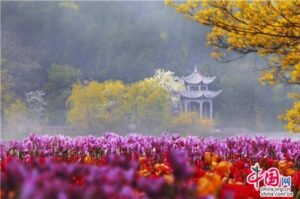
top-left (181, 67), bottom-right (216, 85)
top-left (180, 90), bottom-right (222, 99)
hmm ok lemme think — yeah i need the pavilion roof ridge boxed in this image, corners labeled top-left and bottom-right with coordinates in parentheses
top-left (181, 66), bottom-right (216, 85)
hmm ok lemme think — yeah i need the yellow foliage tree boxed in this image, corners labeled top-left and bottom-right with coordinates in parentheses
top-left (66, 81), bottom-right (126, 133)
top-left (279, 101), bottom-right (300, 133)
top-left (169, 112), bottom-right (213, 135)
top-left (125, 78), bottom-right (170, 132)
top-left (1, 69), bottom-right (30, 135)
top-left (5, 99), bottom-right (28, 122)
top-left (166, 0), bottom-right (300, 132)
top-left (66, 79), bottom-right (171, 134)
top-left (1, 69), bottom-right (15, 121)
top-left (4, 98), bottom-right (29, 136)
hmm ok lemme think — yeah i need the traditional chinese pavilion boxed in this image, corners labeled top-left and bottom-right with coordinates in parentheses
top-left (180, 67), bottom-right (222, 119)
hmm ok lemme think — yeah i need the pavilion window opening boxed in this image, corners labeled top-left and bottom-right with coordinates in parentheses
top-left (190, 85), bottom-right (199, 91)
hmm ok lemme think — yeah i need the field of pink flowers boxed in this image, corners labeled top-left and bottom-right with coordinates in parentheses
top-left (1, 133), bottom-right (300, 199)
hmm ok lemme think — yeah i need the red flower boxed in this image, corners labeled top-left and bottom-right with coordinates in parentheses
top-left (220, 183), bottom-right (260, 199)
top-left (72, 175), bottom-right (85, 186)
top-left (293, 170), bottom-right (300, 190)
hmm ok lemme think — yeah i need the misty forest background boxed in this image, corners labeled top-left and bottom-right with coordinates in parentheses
top-left (1, 1), bottom-right (297, 138)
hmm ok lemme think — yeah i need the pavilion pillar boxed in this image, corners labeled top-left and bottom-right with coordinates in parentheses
top-left (200, 101), bottom-right (203, 118)
top-left (180, 100), bottom-right (183, 113)
top-left (185, 101), bottom-right (188, 112)
top-left (210, 100), bottom-right (213, 120)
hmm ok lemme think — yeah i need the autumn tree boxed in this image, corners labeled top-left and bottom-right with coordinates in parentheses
top-left (166, 0), bottom-right (300, 132)
top-left (1, 69), bottom-right (29, 134)
top-left (1, 69), bottom-right (15, 123)
top-left (4, 99), bottom-right (29, 134)
top-left (66, 81), bottom-right (126, 133)
top-left (125, 78), bottom-right (170, 133)
top-left (66, 76), bottom-right (172, 134)
top-left (169, 112), bottom-right (213, 135)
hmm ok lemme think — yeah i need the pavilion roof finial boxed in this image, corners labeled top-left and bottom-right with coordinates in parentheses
top-left (194, 66), bottom-right (198, 73)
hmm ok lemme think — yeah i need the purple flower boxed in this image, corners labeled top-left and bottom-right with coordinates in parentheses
top-left (119, 185), bottom-right (135, 198)
top-left (168, 149), bottom-right (192, 180)
top-left (137, 177), bottom-right (165, 197)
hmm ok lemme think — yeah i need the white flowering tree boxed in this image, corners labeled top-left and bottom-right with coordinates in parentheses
top-left (148, 68), bottom-right (184, 115)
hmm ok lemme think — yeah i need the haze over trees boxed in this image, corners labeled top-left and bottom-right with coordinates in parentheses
top-left (1, 1), bottom-right (297, 137)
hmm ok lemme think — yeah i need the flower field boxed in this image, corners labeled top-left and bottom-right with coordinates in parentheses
top-left (1, 133), bottom-right (300, 199)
